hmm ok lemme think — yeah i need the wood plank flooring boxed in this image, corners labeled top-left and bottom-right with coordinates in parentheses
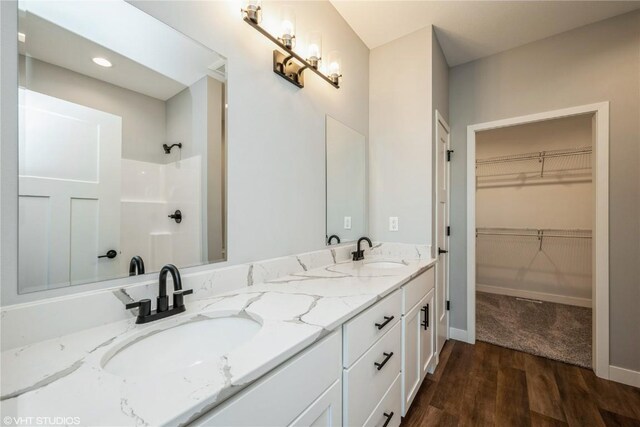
top-left (401, 340), bottom-right (640, 427)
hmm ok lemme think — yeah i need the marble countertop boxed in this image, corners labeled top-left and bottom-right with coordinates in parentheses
top-left (1, 257), bottom-right (436, 426)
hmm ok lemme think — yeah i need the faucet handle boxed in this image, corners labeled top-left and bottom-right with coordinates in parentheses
top-left (172, 289), bottom-right (193, 309)
top-left (125, 299), bottom-right (151, 316)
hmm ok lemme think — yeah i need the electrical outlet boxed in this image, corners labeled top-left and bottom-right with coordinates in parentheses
top-left (389, 217), bottom-right (399, 231)
top-left (344, 216), bottom-right (352, 230)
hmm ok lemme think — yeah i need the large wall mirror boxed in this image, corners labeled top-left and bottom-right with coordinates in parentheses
top-left (325, 116), bottom-right (366, 245)
top-left (17, 1), bottom-right (227, 294)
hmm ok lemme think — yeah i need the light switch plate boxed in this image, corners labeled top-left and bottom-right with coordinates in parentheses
top-left (389, 217), bottom-right (399, 231)
top-left (344, 216), bottom-right (352, 230)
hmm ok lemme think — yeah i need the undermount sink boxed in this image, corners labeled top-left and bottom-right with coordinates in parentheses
top-left (364, 261), bottom-right (406, 269)
top-left (102, 316), bottom-right (261, 377)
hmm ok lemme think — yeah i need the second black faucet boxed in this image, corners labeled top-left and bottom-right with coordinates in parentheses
top-left (352, 237), bottom-right (373, 261)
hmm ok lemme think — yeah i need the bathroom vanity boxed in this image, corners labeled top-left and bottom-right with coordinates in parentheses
top-left (0, 245), bottom-right (436, 426)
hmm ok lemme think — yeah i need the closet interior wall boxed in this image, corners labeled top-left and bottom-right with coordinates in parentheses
top-left (475, 115), bottom-right (593, 307)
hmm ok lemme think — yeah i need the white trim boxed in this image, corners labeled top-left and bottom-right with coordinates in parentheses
top-left (466, 102), bottom-right (610, 379)
top-left (448, 327), bottom-right (469, 343)
top-left (477, 284), bottom-right (592, 308)
top-left (609, 366), bottom-right (640, 388)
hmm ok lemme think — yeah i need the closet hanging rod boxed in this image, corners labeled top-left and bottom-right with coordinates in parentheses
top-left (475, 231), bottom-right (592, 239)
top-left (476, 227), bottom-right (591, 251)
top-left (476, 146), bottom-right (592, 166)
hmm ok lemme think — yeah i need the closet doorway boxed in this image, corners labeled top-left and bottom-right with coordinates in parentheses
top-left (465, 103), bottom-right (610, 379)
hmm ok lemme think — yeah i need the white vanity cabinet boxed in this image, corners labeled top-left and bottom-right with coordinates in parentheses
top-left (190, 330), bottom-right (342, 427)
top-left (400, 267), bottom-right (435, 416)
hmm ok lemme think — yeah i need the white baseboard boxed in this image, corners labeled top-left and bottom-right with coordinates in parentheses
top-left (449, 327), bottom-right (470, 343)
top-left (477, 284), bottom-right (592, 308)
top-left (609, 365), bottom-right (640, 388)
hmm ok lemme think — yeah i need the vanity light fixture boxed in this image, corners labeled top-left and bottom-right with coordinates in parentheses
top-left (241, 3), bottom-right (340, 89)
top-left (92, 57), bottom-right (112, 67)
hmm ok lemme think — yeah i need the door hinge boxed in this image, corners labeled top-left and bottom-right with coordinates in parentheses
top-left (446, 226), bottom-right (451, 236)
top-left (447, 149), bottom-right (454, 162)
top-left (446, 301), bottom-right (450, 311)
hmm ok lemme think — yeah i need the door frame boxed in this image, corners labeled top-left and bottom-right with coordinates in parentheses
top-left (465, 102), bottom-right (609, 378)
top-left (434, 110), bottom-right (450, 356)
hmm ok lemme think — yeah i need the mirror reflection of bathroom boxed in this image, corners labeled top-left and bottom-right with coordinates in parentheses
top-left (17, 1), bottom-right (227, 293)
top-left (325, 116), bottom-right (366, 245)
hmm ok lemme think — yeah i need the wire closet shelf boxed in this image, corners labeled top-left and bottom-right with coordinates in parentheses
top-left (476, 227), bottom-right (592, 251)
top-left (475, 146), bottom-right (592, 179)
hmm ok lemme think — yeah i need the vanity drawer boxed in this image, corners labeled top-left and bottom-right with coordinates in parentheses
top-left (402, 267), bottom-right (434, 314)
top-left (343, 320), bottom-right (401, 427)
top-left (343, 289), bottom-right (401, 367)
top-left (363, 373), bottom-right (402, 427)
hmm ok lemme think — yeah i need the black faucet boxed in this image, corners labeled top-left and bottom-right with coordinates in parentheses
top-left (125, 264), bottom-right (193, 324)
top-left (352, 237), bottom-right (373, 261)
top-left (327, 234), bottom-right (341, 245)
top-left (129, 256), bottom-right (145, 276)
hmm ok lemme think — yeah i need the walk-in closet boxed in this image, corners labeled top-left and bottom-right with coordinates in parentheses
top-left (475, 114), bottom-right (594, 368)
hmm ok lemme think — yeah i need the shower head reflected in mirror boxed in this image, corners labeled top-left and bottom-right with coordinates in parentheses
top-left (163, 143), bottom-right (182, 154)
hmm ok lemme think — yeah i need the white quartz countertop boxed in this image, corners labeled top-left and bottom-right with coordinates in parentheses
top-left (1, 257), bottom-right (436, 426)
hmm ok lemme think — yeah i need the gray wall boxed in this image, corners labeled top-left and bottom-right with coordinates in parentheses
top-left (19, 56), bottom-right (167, 164)
top-left (1, 0), bottom-right (369, 304)
top-left (449, 11), bottom-right (640, 370)
top-left (369, 27), bottom-right (433, 244)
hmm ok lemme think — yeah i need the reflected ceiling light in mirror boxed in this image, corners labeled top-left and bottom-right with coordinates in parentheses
top-left (18, 32), bottom-right (26, 43)
top-left (327, 51), bottom-right (342, 85)
top-left (278, 6), bottom-right (296, 49)
top-left (306, 31), bottom-right (322, 69)
top-left (92, 57), bottom-right (112, 67)
top-left (242, 0), bottom-right (262, 24)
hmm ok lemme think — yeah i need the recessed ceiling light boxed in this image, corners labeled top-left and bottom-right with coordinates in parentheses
top-left (92, 57), bottom-right (112, 68)
top-left (18, 32), bottom-right (26, 43)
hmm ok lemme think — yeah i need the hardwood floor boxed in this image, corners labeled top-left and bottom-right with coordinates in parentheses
top-left (401, 340), bottom-right (640, 427)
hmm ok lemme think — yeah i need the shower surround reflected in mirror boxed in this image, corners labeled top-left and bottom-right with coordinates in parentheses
top-left (325, 116), bottom-right (366, 245)
top-left (17, 0), bottom-right (227, 294)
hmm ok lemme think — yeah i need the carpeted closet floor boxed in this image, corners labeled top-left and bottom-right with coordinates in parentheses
top-left (476, 291), bottom-right (592, 368)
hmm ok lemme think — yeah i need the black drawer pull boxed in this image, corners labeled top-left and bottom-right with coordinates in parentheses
top-left (421, 304), bottom-right (429, 330)
top-left (375, 315), bottom-right (395, 330)
top-left (374, 352), bottom-right (394, 370)
top-left (382, 411), bottom-right (394, 427)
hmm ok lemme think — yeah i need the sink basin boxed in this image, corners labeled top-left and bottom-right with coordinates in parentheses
top-left (364, 261), bottom-right (406, 269)
top-left (102, 317), bottom-right (261, 377)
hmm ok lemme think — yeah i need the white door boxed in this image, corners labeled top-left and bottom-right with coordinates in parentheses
top-left (420, 288), bottom-right (435, 377)
top-left (401, 295), bottom-right (425, 416)
top-left (19, 89), bottom-right (122, 291)
top-left (435, 112), bottom-right (451, 355)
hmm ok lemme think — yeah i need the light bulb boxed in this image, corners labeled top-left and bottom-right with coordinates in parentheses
top-left (243, 0), bottom-right (262, 24)
top-left (326, 50), bottom-right (342, 84)
top-left (278, 6), bottom-right (296, 49)
top-left (306, 31), bottom-right (322, 69)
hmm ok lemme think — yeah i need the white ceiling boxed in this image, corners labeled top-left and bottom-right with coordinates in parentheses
top-left (19, 1), bottom-right (226, 101)
top-left (330, 1), bottom-right (640, 66)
